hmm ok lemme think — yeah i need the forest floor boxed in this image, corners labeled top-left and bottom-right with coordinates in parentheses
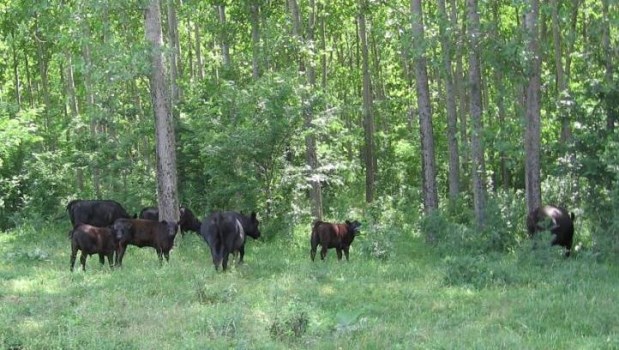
top-left (1, 220), bottom-right (618, 349)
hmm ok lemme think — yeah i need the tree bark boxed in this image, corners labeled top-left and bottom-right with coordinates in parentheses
top-left (524, 0), bottom-right (542, 214)
top-left (250, 1), bottom-right (261, 80)
top-left (411, 0), bottom-right (438, 213)
top-left (217, 4), bottom-right (231, 68)
top-left (145, 0), bottom-right (180, 223)
top-left (289, 0), bottom-right (323, 220)
top-left (358, 0), bottom-right (376, 204)
top-left (438, 0), bottom-right (460, 201)
top-left (10, 31), bottom-right (22, 108)
top-left (467, 0), bottom-right (486, 228)
top-left (602, 0), bottom-right (615, 132)
top-left (194, 19), bottom-right (205, 80)
top-left (167, 0), bottom-right (181, 103)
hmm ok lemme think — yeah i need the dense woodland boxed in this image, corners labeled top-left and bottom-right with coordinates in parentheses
top-left (0, 0), bottom-right (618, 257)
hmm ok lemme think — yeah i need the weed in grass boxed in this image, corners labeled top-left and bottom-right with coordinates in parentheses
top-left (269, 311), bottom-right (309, 340)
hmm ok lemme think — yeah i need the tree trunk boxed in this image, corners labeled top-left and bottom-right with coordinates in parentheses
top-left (358, 0), bottom-right (376, 204)
top-left (289, 0), bottom-right (323, 220)
top-left (145, 0), bottom-right (180, 223)
top-left (250, 1), bottom-right (261, 80)
top-left (194, 19), bottom-right (205, 80)
top-left (411, 0), bottom-right (438, 213)
top-left (467, 0), bottom-right (486, 228)
top-left (64, 54), bottom-right (79, 118)
top-left (602, 0), bottom-right (615, 133)
top-left (438, 0), bottom-right (460, 202)
top-left (524, 0), bottom-right (542, 213)
top-left (167, 0), bottom-right (181, 103)
top-left (10, 31), bottom-right (22, 108)
top-left (217, 4), bottom-right (231, 68)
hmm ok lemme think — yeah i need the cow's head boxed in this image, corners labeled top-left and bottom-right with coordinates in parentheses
top-left (112, 219), bottom-right (133, 241)
top-left (244, 211), bottom-right (261, 239)
top-left (160, 220), bottom-right (179, 237)
top-left (345, 220), bottom-right (362, 236)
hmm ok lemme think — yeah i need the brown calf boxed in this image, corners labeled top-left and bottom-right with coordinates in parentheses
top-left (310, 220), bottom-right (361, 261)
top-left (69, 224), bottom-right (117, 272)
top-left (112, 218), bottom-right (179, 266)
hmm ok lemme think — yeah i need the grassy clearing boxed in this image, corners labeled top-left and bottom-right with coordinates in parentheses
top-left (1, 221), bottom-right (618, 349)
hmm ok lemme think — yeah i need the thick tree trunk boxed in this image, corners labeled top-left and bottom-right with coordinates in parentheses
top-left (467, 0), bottom-right (486, 228)
top-left (411, 0), bottom-right (438, 213)
top-left (438, 0), bottom-right (460, 201)
top-left (358, 0), bottom-right (376, 204)
top-left (524, 0), bottom-right (542, 214)
top-left (145, 0), bottom-right (180, 223)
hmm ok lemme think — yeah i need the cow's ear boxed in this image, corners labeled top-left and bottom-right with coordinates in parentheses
top-left (345, 220), bottom-right (351, 225)
top-left (251, 211), bottom-right (257, 219)
top-left (570, 212), bottom-right (576, 222)
top-left (161, 220), bottom-right (168, 225)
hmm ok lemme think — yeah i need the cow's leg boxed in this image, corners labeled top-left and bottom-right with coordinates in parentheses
top-left (106, 253), bottom-right (114, 269)
top-left (238, 246), bottom-right (245, 264)
top-left (98, 253), bottom-right (105, 266)
top-left (222, 253), bottom-right (230, 271)
top-left (70, 246), bottom-right (78, 272)
top-left (343, 247), bottom-right (350, 261)
top-left (157, 249), bottom-right (164, 265)
top-left (116, 245), bottom-right (126, 267)
top-left (320, 246), bottom-right (328, 260)
top-left (336, 248), bottom-right (343, 260)
top-left (80, 252), bottom-right (87, 271)
top-left (310, 236), bottom-right (319, 261)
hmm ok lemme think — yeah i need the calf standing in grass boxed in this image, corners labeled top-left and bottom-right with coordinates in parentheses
top-left (69, 224), bottom-right (117, 272)
top-left (311, 220), bottom-right (361, 261)
top-left (200, 211), bottom-right (261, 271)
top-left (113, 218), bottom-right (179, 266)
top-left (526, 205), bottom-right (575, 257)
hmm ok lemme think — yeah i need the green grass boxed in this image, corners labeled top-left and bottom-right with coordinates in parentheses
top-left (1, 221), bottom-right (618, 349)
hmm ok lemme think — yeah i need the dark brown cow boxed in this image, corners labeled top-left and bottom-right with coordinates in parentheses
top-left (69, 224), bottom-right (117, 272)
top-left (310, 220), bottom-right (361, 261)
top-left (200, 211), bottom-right (261, 271)
top-left (526, 205), bottom-right (576, 257)
top-left (138, 206), bottom-right (201, 235)
top-left (112, 218), bottom-right (179, 266)
top-left (67, 199), bottom-right (132, 227)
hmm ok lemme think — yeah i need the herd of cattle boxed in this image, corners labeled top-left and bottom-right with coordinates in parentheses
top-left (66, 199), bottom-right (576, 272)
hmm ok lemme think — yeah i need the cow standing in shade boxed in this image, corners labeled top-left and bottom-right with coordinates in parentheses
top-left (311, 220), bottom-right (361, 261)
top-left (69, 224), bottom-right (117, 272)
top-left (138, 206), bottom-right (201, 235)
top-left (112, 218), bottom-right (179, 266)
top-left (526, 205), bottom-right (576, 257)
top-left (200, 211), bottom-right (261, 271)
top-left (67, 199), bottom-right (132, 227)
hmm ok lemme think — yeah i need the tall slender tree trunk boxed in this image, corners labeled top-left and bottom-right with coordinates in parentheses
top-left (438, 0), bottom-right (460, 202)
top-left (10, 31), bottom-right (22, 108)
top-left (467, 0), bottom-right (486, 228)
top-left (524, 0), bottom-right (542, 213)
top-left (411, 0), bottom-right (438, 213)
top-left (145, 0), bottom-right (180, 223)
top-left (289, 0), bottom-right (323, 220)
top-left (552, 0), bottom-right (571, 142)
top-left (602, 0), bottom-right (615, 133)
top-left (217, 4), bottom-right (231, 68)
top-left (358, 0), bottom-right (376, 204)
top-left (194, 19), bottom-right (205, 80)
top-left (167, 0), bottom-right (181, 104)
top-left (250, 1), bottom-right (261, 80)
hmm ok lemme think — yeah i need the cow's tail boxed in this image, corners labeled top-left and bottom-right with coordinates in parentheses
top-left (311, 220), bottom-right (323, 242)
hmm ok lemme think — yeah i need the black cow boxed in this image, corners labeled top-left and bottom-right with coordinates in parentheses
top-left (69, 224), bottom-right (117, 272)
top-left (138, 206), bottom-right (201, 234)
top-left (67, 199), bottom-right (132, 227)
top-left (311, 220), bottom-right (362, 261)
top-left (112, 218), bottom-right (179, 266)
top-left (200, 211), bottom-right (261, 271)
top-left (526, 205), bottom-right (576, 257)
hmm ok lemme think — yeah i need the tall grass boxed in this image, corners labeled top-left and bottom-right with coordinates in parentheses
top-left (1, 219), bottom-right (618, 349)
